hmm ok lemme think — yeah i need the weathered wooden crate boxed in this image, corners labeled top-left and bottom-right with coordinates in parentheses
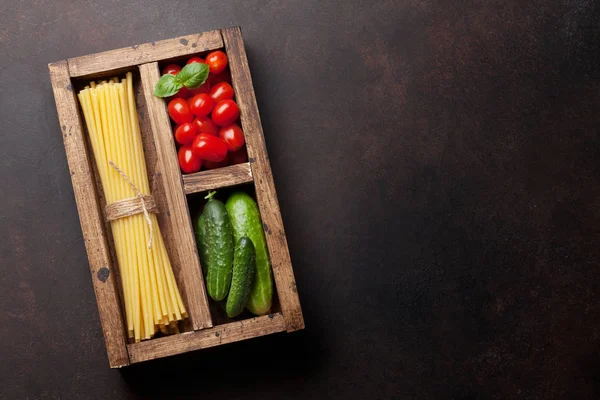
top-left (48, 27), bottom-right (303, 368)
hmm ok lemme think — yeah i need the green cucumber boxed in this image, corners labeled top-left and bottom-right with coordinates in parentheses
top-left (226, 236), bottom-right (256, 318)
top-left (194, 212), bottom-right (209, 276)
top-left (199, 191), bottom-right (234, 301)
top-left (226, 192), bottom-right (272, 315)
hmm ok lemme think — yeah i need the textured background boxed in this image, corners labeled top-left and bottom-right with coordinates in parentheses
top-left (2, 0), bottom-right (600, 399)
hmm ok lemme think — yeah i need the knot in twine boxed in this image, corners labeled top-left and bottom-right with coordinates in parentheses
top-left (105, 161), bottom-right (158, 248)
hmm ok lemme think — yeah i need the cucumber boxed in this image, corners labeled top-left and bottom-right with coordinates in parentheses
top-left (225, 192), bottom-right (272, 315)
top-left (199, 191), bottom-right (234, 301)
top-left (194, 212), bottom-right (209, 277)
top-left (226, 236), bottom-right (256, 318)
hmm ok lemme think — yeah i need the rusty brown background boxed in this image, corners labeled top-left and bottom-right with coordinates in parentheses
top-left (2, 0), bottom-right (600, 399)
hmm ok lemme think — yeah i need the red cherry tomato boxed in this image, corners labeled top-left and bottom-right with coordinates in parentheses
top-left (209, 82), bottom-right (234, 104)
top-left (203, 154), bottom-right (229, 169)
top-left (208, 70), bottom-right (232, 86)
top-left (193, 117), bottom-right (218, 136)
top-left (178, 145), bottom-right (202, 173)
top-left (187, 57), bottom-right (205, 64)
top-left (162, 64), bottom-right (181, 75)
top-left (192, 133), bottom-right (228, 162)
top-left (170, 86), bottom-right (193, 100)
top-left (174, 123), bottom-right (197, 145)
top-left (205, 51), bottom-right (228, 74)
top-left (219, 124), bottom-right (245, 151)
top-left (188, 93), bottom-right (214, 118)
top-left (228, 146), bottom-right (248, 165)
top-left (212, 100), bottom-right (240, 126)
top-left (168, 98), bottom-right (194, 125)
top-left (189, 81), bottom-right (211, 96)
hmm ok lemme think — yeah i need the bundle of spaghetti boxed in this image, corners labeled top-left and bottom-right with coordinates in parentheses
top-left (77, 73), bottom-right (187, 342)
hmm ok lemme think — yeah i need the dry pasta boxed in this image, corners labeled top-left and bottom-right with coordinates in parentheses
top-left (78, 73), bottom-right (187, 341)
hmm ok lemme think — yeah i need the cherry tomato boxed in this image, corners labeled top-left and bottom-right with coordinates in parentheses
top-left (212, 100), bottom-right (240, 126)
top-left (219, 124), bottom-right (245, 151)
top-left (193, 117), bottom-right (218, 136)
top-left (189, 81), bottom-right (211, 96)
top-left (187, 57), bottom-right (205, 64)
top-left (188, 93), bottom-right (214, 118)
top-left (174, 123), bottom-right (197, 145)
top-left (162, 64), bottom-right (181, 75)
top-left (178, 145), bottom-right (202, 173)
top-left (209, 82), bottom-right (234, 104)
top-left (170, 86), bottom-right (193, 100)
top-left (205, 50), bottom-right (228, 74)
top-left (229, 146), bottom-right (248, 165)
top-left (203, 154), bottom-right (229, 169)
top-left (168, 98), bottom-right (194, 125)
top-left (192, 133), bottom-right (228, 162)
top-left (208, 70), bottom-right (232, 86)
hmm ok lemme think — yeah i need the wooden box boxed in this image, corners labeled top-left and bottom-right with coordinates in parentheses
top-left (48, 27), bottom-right (303, 368)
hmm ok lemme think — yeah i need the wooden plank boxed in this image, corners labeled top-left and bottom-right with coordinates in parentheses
top-left (183, 162), bottom-right (253, 194)
top-left (48, 60), bottom-right (130, 368)
top-left (128, 313), bottom-right (286, 363)
top-left (68, 30), bottom-right (223, 78)
top-left (138, 62), bottom-right (212, 331)
top-left (222, 27), bottom-right (304, 332)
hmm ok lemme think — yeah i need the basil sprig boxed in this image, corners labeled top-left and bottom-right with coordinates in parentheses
top-left (153, 62), bottom-right (209, 98)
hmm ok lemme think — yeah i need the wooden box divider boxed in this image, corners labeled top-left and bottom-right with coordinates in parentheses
top-left (138, 62), bottom-right (213, 331)
top-left (49, 27), bottom-right (303, 368)
top-left (182, 162), bottom-right (254, 194)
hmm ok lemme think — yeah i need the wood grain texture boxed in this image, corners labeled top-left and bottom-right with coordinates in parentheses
top-left (222, 27), bottom-right (304, 332)
top-left (183, 162), bottom-right (253, 194)
top-left (128, 313), bottom-right (286, 363)
top-left (68, 30), bottom-right (223, 78)
top-left (138, 62), bottom-right (212, 331)
top-left (48, 60), bottom-right (130, 368)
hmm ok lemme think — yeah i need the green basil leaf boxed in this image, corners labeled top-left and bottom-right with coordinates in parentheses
top-left (175, 62), bottom-right (209, 89)
top-left (153, 74), bottom-right (182, 98)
